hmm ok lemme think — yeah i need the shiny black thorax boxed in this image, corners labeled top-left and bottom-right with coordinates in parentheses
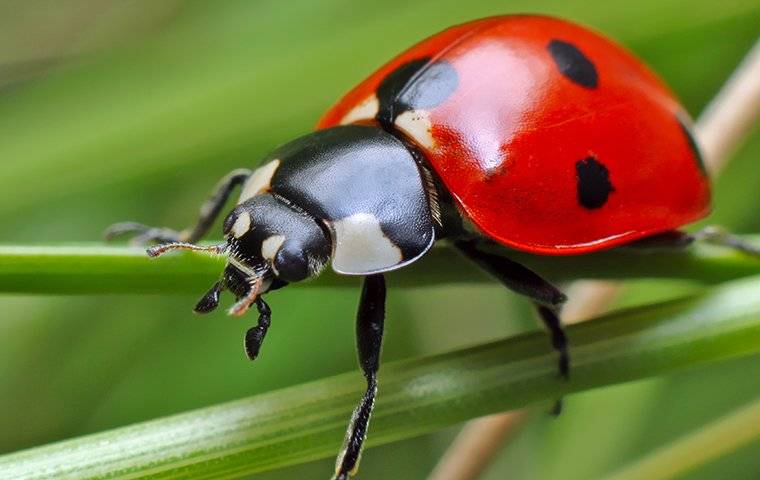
top-left (267, 125), bottom-right (435, 256)
top-left (227, 125), bottom-right (443, 281)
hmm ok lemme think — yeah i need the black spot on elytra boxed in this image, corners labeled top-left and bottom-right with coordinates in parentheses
top-left (375, 57), bottom-right (458, 128)
top-left (676, 114), bottom-right (707, 176)
top-left (576, 156), bottom-right (613, 209)
top-left (548, 40), bottom-right (598, 89)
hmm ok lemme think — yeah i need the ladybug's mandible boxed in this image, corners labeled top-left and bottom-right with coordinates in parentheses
top-left (108, 16), bottom-right (752, 479)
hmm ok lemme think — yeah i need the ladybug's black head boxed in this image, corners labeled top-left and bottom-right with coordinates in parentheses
top-left (223, 193), bottom-right (332, 282)
top-left (192, 193), bottom-right (332, 316)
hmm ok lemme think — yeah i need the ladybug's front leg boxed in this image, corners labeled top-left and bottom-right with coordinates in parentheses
top-left (334, 274), bottom-right (386, 480)
top-left (455, 240), bottom-right (569, 379)
top-left (105, 168), bottom-right (252, 244)
top-left (244, 297), bottom-right (271, 361)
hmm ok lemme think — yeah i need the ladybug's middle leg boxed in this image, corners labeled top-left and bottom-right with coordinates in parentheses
top-left (455, 240), bottom-right (569, 379)
top-left (334, 274), bottom-right (386, 480)
top-left (535, 305), bottom-right (569, 380)
top-left (105, 168), bottom-right (252, 244)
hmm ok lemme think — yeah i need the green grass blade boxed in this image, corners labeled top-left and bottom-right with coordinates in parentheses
top-left (1, 275), bottom-right (759, 479)
top-left (1, 240), bottom-right (759, 294)
top-left (603, 396), bottom-right (760, 480)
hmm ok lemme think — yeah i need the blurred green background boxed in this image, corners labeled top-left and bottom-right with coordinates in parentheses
top-left (0, 1), bottom-right (759, 478)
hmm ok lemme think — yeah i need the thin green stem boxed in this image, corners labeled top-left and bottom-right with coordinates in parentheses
top-left (1, 275), bottom-right (759, 479)
top-left (603, 396), bottom-right (760, 480)
top-left (2, 238), bottom-right (760, 294)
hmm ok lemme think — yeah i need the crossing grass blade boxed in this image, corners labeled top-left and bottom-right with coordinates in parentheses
top-left (1, 275), bottom-right (759, 479)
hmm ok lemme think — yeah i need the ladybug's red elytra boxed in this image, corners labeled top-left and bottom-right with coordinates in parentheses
top-left (319, 15), bottom-right (710, 255)
top-left (107, 15), bottom-right (755, 480)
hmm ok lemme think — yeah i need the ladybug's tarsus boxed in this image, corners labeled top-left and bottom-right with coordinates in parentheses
top-left (104, 168), bottom-right (252, 246)
top-left (244, 297), bottom-right (272, 361)
top-left (692, 227), bottom-right (760, 257)
top-left (549, 399), bottom-right (564, 417)
top-left (104, 222), bottom-right (185, 245)
top-left (334, 274), bottom-right (386, 480)
top-left (627, 228), bottom-right (760, 258)
top-left (194, 281), bottom-right (223, 314)
top-left (536, 306), bottom-right (569, 379)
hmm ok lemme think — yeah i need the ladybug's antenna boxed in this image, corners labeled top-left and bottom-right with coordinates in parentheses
top-left (228, 276), bottom-right (264, 317)
top-left (146, 241), bottom-right (227, 258)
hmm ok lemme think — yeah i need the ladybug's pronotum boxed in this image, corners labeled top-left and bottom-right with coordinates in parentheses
top-left (107, 15), bottom-right (758, 479)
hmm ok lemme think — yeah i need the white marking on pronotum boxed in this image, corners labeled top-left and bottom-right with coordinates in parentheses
top-left (231, 211), bottom-right (251, 238)
top-left (339, 95), bottom-right (380, 125)
top-left (239, 159), bottom-right (281, 201)
top-left (331, 213), bottom-right (403, 274)
top-left (394, 109), bottom-right (436, 149)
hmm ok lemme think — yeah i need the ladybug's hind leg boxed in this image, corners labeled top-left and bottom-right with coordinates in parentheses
top-left (627, 228), bottom-right (760, 257)
top-left (334, 274), bottom-right (386, 480)
top-left (693, 227), bottom-right (760, 256)
top-left (455, 240), bottom-right (569, 379)
top-left (105, 168), bottom-right (252, 245)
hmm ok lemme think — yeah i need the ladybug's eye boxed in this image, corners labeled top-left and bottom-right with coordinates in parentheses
top-left (272, 243), bottom-right (317, 283)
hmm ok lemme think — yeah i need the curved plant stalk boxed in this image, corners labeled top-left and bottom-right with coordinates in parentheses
top-left (428, 412), bottom-right (530, 480)
top-left (1, 240), bottom-right (759, 294)
top-left (696, 37), bottom-right (760, 170)
top-left (602, 395), bottom-right (760, 480)
top-left (1, 276), bottom-right (760, 479)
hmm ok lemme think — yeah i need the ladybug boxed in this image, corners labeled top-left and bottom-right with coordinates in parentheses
top-left (106, 15), bottom-right (754, 480)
